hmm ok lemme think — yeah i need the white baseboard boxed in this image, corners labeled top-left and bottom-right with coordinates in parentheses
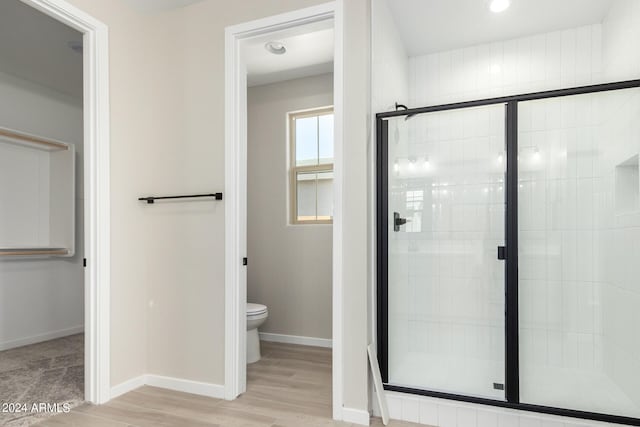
top-left (110, 374), bottom-right (225, 401)
top-left (0, 325), bottom-right (84, 351)
top-left (110, 375), bottom-right (146, 399)
top-left (342, 407), bottom-right (370, 425)
top-left (145, 374), bottom-right (225, 399)
top-left (259, 332), bottom-right (332, 348)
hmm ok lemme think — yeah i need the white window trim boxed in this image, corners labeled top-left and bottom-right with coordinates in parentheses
top-left (289, 106), bottom-right (334, 225)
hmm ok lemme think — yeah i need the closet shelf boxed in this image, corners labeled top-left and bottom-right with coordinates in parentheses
top-left (0, 248), bottom-right (70, 256)
top-left (0, 127), bottom-right (70, 151)
top-left (0, 125), bottom-right (76, 258)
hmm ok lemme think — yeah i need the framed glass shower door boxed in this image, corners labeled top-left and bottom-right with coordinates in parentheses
top-left (379, 104), bottom-right (507, 400)
top-left (377, 79), bottom-right (640, 425)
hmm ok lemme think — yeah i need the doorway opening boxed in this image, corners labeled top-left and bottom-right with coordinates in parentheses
top-left (224, 2), bottom-right (346, 421)
top-left (244, 17), bottom-right (335, 414)
top-left (0, 2), bottom-right (85, 424)
top-left (0, 0), bottom-right (111, 421)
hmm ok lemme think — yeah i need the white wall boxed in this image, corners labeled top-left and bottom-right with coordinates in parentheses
top-left (371, 0), bottom-right (409, 113)
top-left (247, 73), bottom-right (333, 341)
top-left (342, 0), bottom-right (371, 413)
top-left (0, 70), bottom-right (84, 350)
top-left (58, 2), bottom-right (373, 411)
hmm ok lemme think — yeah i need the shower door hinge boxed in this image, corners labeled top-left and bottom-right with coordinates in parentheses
top-left (493, 382), bottom-right (504, 390)
top-left (497, 246), bottom-right (506, 260)
top-left (83, 258), bottom-right (87, 267)
top-left (243, 257), bottom-right (248, 266)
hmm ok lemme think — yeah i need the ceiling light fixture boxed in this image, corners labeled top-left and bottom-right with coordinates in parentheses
top-left (264, 41), bottom-right (286, 55)
top-left (489, 0), bottom-right (511, 13)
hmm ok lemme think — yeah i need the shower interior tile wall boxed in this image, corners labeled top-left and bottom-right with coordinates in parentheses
top-left (395, 0), bottom-right (640, 416)
top-left (408, 24), bottom-right (603, 108)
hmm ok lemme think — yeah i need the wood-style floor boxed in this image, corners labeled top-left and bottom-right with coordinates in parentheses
top-left (36, 341), bottom-right (421, 427)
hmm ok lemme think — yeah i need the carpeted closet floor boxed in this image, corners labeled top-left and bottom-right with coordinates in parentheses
top-left (0, 334), bottom-right (84, 427)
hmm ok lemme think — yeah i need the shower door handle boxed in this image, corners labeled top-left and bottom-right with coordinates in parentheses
top-left (393, 212), bottom-right (410, 232)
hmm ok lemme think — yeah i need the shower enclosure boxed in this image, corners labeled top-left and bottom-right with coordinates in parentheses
top-left (377, 79), bottom-right (640, 425)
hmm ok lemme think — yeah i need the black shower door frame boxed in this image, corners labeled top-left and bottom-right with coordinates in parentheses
top-left (376, 78), bottom-right (640, 426)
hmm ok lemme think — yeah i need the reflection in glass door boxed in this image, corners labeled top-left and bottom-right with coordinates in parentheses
top-left (384, 104), bottom-right (507, 399)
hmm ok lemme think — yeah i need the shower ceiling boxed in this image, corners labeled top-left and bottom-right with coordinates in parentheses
top-left (387, 0), bottom-right (614, 55)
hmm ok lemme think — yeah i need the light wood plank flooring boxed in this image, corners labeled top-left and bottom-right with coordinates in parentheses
top-left (36, 341), bottom-right (422, 427)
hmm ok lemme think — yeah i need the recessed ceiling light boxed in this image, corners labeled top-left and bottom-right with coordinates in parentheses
top-left (264, 41), bottom-right (286, 55)
top-left (489, 0), bottom-right (511, 13)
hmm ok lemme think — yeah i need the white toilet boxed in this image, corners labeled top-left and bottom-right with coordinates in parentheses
top-left (246, 303), bottom-right (268, 364)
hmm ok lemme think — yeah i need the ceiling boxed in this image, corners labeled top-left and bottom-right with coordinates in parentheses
top-left (122, 0), bottom-right (206, 13)
top-left (243, 20), bottom-right (334, 87)
top-left (0, 0), bottom-right (83, 99)
top-left (387, 0), bottom-right (614, 56)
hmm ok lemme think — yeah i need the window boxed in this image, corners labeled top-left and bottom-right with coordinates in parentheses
top-left (289, 107), bottom-right (334, 224)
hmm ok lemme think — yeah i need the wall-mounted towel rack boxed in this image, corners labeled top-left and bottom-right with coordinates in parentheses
top-left (138, 193), bottom-right (223, 204)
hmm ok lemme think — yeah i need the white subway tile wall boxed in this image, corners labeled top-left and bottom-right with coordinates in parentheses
top-left (409, 23), bottom-right (602, 108)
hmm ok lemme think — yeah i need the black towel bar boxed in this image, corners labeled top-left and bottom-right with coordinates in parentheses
top-left (138, 193), bottom-right (223, 204)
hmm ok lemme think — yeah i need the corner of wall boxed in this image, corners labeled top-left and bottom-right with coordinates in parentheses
top-left (342, 406), bottom-right (371, 425)
top-left (341, 0), bottom-right (372, 414)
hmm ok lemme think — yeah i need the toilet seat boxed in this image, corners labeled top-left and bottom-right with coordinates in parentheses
top-left (247, 303), bottom-right (268, 317)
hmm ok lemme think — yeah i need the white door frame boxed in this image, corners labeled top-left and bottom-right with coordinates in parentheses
top-left (20, 0), bottom-right (111, 404)
top-left (224, 1), bottom-right (345, 419)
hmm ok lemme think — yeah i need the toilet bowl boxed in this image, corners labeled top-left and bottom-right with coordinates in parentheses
top-left (246, 303), bottom-right (268, 364)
